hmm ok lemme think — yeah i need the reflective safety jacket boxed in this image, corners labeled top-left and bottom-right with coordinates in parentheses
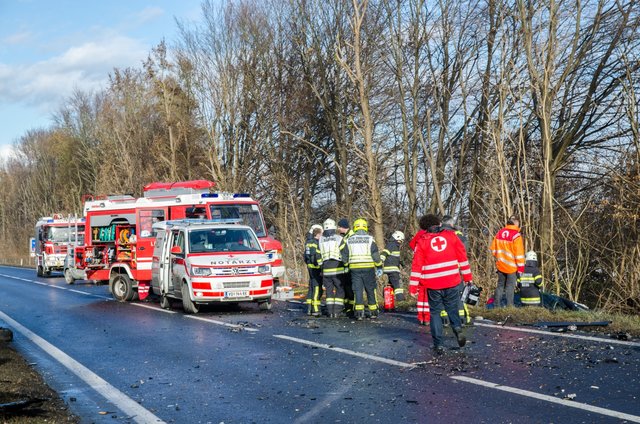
top-left (410, 228), bottom-right (473, 292)
top-left (518, 262), bottom-right (543, 305)
top-left (341, 230), bottom-right (382, 269)
top-left (490, 224), bottom-right (525, 274)
top-left (319, 230), bottom-right (345, 275)
top-left (304, 233), bottom-right (322, 269)
top-left (381, 239), bottom-right (401, 274)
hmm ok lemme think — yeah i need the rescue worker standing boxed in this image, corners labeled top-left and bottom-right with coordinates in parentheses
top-left (441, 215), bottom-right (470, 325)
top-left (490, 216), bottom-right (525, 307)
top-left (409, 216), bottom-right (432, 325)
top-left (318, 219), bottom-right (346, 318)
top-left (337, 219), bottom-right (354, 316)
top-left (518, 251), bottom-right (543, 306)
top-left (380, 231), bottom-right (405, 301)
top-left (410, 214), bottom-right (472, 353)
top-left (304, 224), bottom-right (323, 316)
top-left (341, 218), bottom-right (382, 320)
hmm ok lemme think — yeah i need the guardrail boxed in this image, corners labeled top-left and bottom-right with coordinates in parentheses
top-left (0, 257), bottom-right (34, 268)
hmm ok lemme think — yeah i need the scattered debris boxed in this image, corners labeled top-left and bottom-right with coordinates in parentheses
top-left (0, 327), bottom-right (13, 342)
top-left (0, 397), bottom-right (48, 413)
top-left (564, 393), bottom-right (577, 400)
top-left (532, 321), bottom-right (611, 329)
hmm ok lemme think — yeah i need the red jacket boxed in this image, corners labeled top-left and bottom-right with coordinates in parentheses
top-left (408, 229), bottom-right (426, 251)
top-left (410, 228), bottom-right (472, 293)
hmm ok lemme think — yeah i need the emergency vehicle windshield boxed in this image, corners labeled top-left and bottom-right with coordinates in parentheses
top-left (209, 205), bottom-right (266, 237)
top-left (188, 228), bottom-right (262, 253)
top-left (45, 226), bottom-right (85, 243)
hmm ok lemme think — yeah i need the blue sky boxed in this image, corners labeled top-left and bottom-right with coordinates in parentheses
top-left (0, 0), bottom-right (203, 158)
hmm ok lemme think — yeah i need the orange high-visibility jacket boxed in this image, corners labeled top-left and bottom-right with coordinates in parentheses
top-left (490, 225), bottom-right (525, 274)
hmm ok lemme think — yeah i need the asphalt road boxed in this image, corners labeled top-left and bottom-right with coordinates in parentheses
top-left (0, 265), bottom-right (639, 424)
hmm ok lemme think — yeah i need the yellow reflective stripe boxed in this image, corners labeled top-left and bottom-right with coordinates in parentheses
top-left (350, 263), bottom-right (375, 269)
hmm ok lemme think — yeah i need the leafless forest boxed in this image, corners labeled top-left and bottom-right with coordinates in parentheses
top-left (1, 0), bottom-right (638, 313)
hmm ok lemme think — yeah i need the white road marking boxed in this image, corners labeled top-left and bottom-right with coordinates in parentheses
top-left (131, 303), bottom-right (176, 314)
top-left (474, 322), bottom-right (640, 347)
top-left (452, 375), bottom-right (640, 423)
top-left (273, 334), bottom-right (414, 368)
top-left (68, 289), bottom-right (93, 296)
top-left (186, 315), bottom-right (259, 332)
top-left (0, 310), bottom-right (165, 424)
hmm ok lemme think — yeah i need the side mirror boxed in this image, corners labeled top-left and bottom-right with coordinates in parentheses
top-left (170, 245), bottom-right (183, 255)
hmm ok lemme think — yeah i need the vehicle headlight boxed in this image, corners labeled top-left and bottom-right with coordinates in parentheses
top-left (258, 265), bottom-right (271, 274)
top-left (191, 266), bottom-right (212, 276)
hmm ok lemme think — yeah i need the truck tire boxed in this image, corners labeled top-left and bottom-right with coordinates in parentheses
top-left (110, 274), bottom-right (134, 302)
top-left (181, 283), bottom-right (199, 314)
top-left (64, 268), bottom-right (75, 284)
top-left (37, 266), bottom-right (43, 277)
top-left (44, 268), bottom-right (51, 277)
top-left (259, 300), bottom-right (272, 311)
top-left (160, 295), bottom-right (172, 310)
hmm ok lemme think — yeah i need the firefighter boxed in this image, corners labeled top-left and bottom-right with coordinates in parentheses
top-left (381, 231), bottom-right (405, 301)
top-left (337, 218), bottom-right (354, 316)
top-left (440, 215), bottom-right (471, 325)
top-left (341, 218), bottom-right (382, 320)
top-left (518, 251), bottom-right (543, 306)
top-left (410, 214), bottom-right (473, 353)
top-left (304, 224), bottom-right (324, 316)
top-left (318, 219), bottom-right (346, 318)
top-left (490, 216), bottom-right (525, 307)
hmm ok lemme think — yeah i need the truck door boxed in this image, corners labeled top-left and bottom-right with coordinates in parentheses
top-left (170, 229), bottom-right (186, 292)
top-left (151, 230), bottom-right (170, 294)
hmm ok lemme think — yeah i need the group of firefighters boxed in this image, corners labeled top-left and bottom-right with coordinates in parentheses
top-left (303, 214), bottom-right (544, 351)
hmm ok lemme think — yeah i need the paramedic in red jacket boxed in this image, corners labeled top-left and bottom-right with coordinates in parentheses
top-left (410, 214), bottom-right (473, 352)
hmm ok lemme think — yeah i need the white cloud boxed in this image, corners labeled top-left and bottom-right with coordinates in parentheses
top-left (0, 144), bottom-right (16, 161)
top-left (136, 7), bottom-right (165, 24)
top-left (2, 30), bottom-right (32, 45)
top-left (0, 34), bottom-right (148, 112)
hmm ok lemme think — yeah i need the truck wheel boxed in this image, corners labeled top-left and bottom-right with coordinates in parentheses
top-left (37, 266), bottom-right (43, 277)
top-left (64, 268), bottom-right (75, 284)
top-left (259, 300), bottom-right (272, 311)
top-left (110, 274), bottom-right (134, 302)
top-left (160, 295), bottom-right (172, 310)
top-left (181, 283), bottom-right (199, 314)
top-left (44, 268), bottom-right (51, 277)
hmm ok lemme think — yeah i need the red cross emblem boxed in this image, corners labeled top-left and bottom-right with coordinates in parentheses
top-left (502, 230), bottom-right (510, 238)
top-left (431, 236), bottom-right (447, 252)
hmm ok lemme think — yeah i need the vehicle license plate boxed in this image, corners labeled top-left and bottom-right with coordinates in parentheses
top-left (225, 290), bottom-right (249, 298)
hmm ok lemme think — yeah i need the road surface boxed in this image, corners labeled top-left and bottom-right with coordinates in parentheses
top-left (0, 265), bottom-right (638, 423)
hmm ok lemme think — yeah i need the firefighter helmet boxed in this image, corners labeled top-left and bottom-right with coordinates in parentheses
top-left (525, 251), bottom-right (537, 262)
top-left (392, 231), bottom-right (405, 242)
top-left (353, 218), bottom-right (368, 232)
top-left (310, 224), bottom-right (323, 233)
top-left (323, 219), bottom-right (336, 230)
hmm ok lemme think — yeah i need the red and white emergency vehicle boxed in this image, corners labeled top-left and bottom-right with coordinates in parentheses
top-left (64, 180), bottom-right (284, 301)
top-left (32, 215), bottom-right (85, 278)
top-left (151, 219), bottom-right (273, 313)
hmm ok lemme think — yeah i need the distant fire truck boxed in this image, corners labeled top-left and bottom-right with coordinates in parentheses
top-left (64, 180), bottom-right (284, 301)
top-left (32, 215), bottom-right (85, 278)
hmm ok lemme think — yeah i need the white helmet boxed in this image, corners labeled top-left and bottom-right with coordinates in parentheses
top-left (309, 224), bottom-right (323, 233)
top-left (323, 218), bottom-right (336, 230)
top-left (525, 251), bottom-right (537, 261)
top-left (392, 231), bottom-right (405, 242)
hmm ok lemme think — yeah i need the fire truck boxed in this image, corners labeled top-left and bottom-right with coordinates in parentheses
top-left (33, 215), bottom-right (85, 278)
top-left (151, 219), bottom-right (273, 313)
top-left (64, 180), bottom-right (284, 301)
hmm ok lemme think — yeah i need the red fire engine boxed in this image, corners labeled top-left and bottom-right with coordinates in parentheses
top-left (33, 215), bottom-right (85, 277)
top-left (64, 180), bottom-right (284, 301)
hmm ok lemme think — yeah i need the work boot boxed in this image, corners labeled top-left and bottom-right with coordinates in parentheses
top-left (432, 345), bottom-right (445, 356)
top-left (306, 305), bottom-right (313, 316)
top-left (355, 311), bottom-right (365, 321)
top-left (453, 327), bottom-right (466, 347)
top-left (369, 310), bottom-right (379, 319)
